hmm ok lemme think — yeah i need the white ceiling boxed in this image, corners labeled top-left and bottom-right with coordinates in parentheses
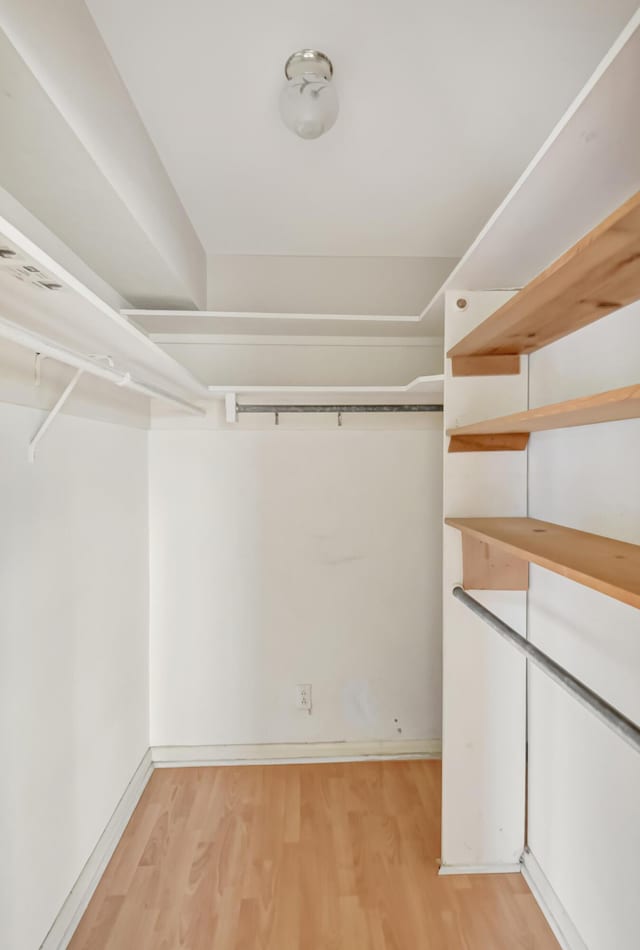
top-left (87, 0), bottom-right (637, 259)
top-left (205, 256), bottom-right (457, 315)
top-left (0, 2), bottom-right (205, 309)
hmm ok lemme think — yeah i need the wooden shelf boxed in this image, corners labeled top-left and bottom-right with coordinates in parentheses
top-left (447, 383), bottom-right (640, 452)
top-left (445, 517), bottom-right (640, 609)
top-left (447, 190), bottom-right (640, 376)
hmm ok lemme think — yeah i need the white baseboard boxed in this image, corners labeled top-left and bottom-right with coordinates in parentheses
top-left (41, 741), bottom-right (438, 947)
top-left (40, 749), bottom-right (153, 950)
top-left (38, 746), bottom-right (584, 950)
top-left (521, 849), bottom-right (587, 950)
top-left (152, 738), bottom-right (441, 767)
top-left (438, 862), bottom-right (521, 876)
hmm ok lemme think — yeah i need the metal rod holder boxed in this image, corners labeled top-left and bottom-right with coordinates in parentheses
top-left (0, 315), bottom-right (205, 417)
top-left (29, 368), bottom-right (84, 462)
top-left (452, 586), bottom-right (640, 756)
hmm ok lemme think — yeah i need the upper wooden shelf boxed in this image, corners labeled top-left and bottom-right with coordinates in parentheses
top-left (447, 190), bottom-right (640, 376)
top-left (447, 383), bottom-right (640, 452)
top-left (446, 517), bottom-right (640, 609)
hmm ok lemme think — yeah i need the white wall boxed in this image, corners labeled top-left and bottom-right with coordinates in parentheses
top-left (441, 290), bottom-right (527, 869)
top-left (149, 419), bottom-right (443, 749)
top-left (0, 402), bottom-right (149, 950)
top-left (527, 302), bottom-right (640, 949)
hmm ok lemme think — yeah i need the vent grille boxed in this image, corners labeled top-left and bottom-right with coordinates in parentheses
top-left (0, 243), bottom-right (64, 291)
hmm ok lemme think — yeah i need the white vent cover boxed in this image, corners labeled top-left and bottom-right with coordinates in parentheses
top-left (0, 242), bottom-right (64, 291)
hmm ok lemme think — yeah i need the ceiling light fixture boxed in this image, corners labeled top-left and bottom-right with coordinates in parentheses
top-left (279, 50), bottom-right (338, 140)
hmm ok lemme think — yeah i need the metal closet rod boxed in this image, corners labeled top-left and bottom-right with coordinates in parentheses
top-left (452, 586), bottom-right (640, 756)
top-left (0, 315), bottom-right (205, 415)
top-left (236, 403), bottom-right (443, 414)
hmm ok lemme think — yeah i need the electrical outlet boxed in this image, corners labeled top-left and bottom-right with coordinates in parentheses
top-left (296, 683), bottom-right (312, 712)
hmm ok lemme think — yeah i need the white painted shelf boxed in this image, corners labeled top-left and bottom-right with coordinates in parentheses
top-left (0, 216), bottom-right (208, 402)
top-left (207, 375), bottom-right (444, 400)
top-left (124, 307), bottom-right (430, 339)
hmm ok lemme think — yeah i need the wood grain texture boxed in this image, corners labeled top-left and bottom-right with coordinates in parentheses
top-left (446, 517), bottom-right (640, 608)
top-left (450, 354), bottom-right (521, 376)
top-left (461, 535), bottom-right (529, 590)
top-left (448, 433), bottom-right (530, 453)
top-left (447, 190), bottom-right (640, 360)
top-left (69, 761), bottom-right (558, 949)
top-left (447, 383), bottom-right (640, 439)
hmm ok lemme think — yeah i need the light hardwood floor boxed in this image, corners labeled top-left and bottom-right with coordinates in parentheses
top-left (70, 760), bottom-right (558, 949)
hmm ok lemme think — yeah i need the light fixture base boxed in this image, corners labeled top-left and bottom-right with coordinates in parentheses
top-left (284, 49), bottom-right (333, 81)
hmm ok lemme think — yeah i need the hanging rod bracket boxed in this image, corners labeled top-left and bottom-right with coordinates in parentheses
top-left (29, 367), bottom-right (84, 462)
top-left (34, 352), bottom-right (45, 387)
top-left (0, 315), bottom-right (205, 417)
top-left (225, 392), bottom-right (237, 423)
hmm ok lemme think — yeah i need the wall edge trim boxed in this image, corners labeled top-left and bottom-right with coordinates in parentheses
top-left (40, 748), bottom-right (154, 950)
top-left (437, 862), bottom-right (521, 876)
top-left (521, 849), bottom-right (587, 950)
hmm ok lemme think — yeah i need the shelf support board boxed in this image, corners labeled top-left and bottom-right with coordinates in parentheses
top-left (451, 355), bottom-right (521, 377)
top-left (446, 517), bottom-right (640, 608)
top-left (460, 535), bottom-right (529, 591)
top-left (448, 433), bottom-right (530, 453)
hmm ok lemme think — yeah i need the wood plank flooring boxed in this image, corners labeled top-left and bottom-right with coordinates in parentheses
top-left (70, 760), bottom-right (558, 949)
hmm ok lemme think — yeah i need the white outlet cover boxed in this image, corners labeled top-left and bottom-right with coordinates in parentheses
top-left (296, 683), bottom-right (312, 710)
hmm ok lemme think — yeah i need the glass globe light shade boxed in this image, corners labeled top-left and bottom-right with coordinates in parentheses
top-left (279, 51), bottom-right (339, 140)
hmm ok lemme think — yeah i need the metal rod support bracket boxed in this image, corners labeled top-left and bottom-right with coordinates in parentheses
top-left (29, 368), bottom-right (84, 462)
top-left (224, 393), bottom-right (237, 423)
top-left (0, 315), bottom-right (205, 417)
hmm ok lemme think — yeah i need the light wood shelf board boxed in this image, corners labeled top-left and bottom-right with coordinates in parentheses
top-left (450, 355), bottom-right (521, 377)
top-left (447, 383), bottom-right (640, 449)
top-left (447, 190), bottom-right (640, 370)
top-left (460, 534), bottom-right (529, 591)
top-left (446, 517), bottom-right (640, 609)
top-left (449, 433), bottom-right (530, 453)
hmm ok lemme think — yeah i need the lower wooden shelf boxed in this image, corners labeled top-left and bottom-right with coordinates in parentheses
top-left (447, 383), bottom-right (640, 452)
top-left (445, 517), bottom-right (640, 609)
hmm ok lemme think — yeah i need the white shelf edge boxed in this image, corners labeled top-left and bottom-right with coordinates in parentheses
top-left (150, 333), bottom-right (442, 347)
top-left (0, 214), bottom-right (208, 399)
top-left (207, 375), bottom-right (444, 396)
top-left (124, 308), bottom-right (422, 324)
